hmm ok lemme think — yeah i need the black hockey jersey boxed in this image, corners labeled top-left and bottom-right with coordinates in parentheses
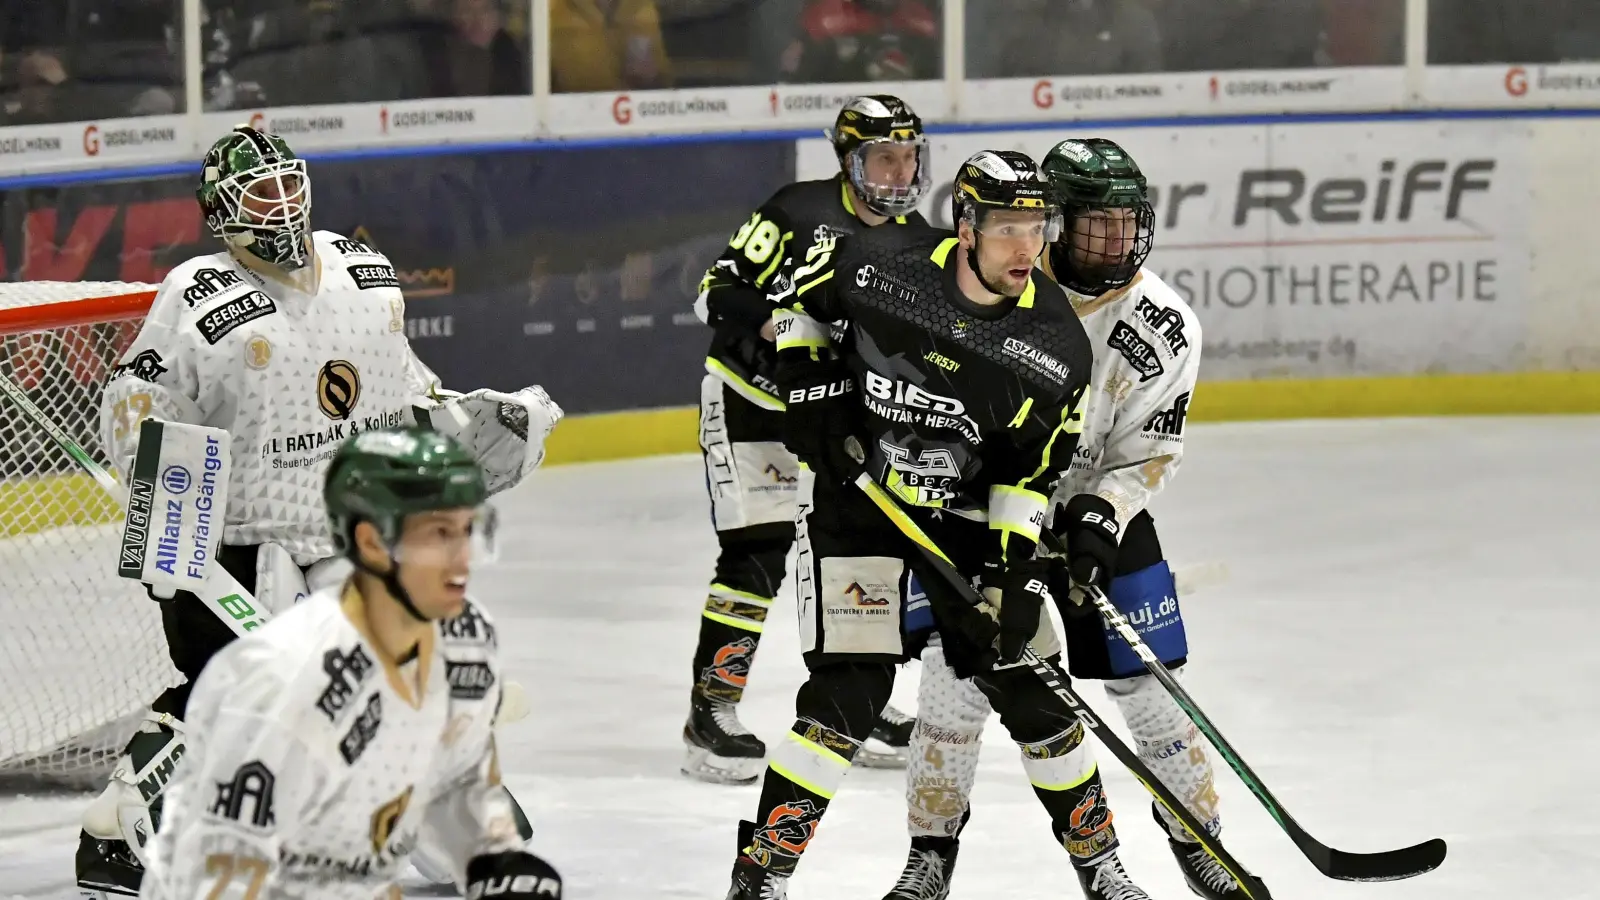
top-left (694, 173), bottom-right (927, 408)
top-left (774, 224), bottom-right (1093, 557)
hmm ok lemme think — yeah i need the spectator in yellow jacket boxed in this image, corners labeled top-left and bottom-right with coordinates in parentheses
top-left (550, 0), bottom-right (673, 92)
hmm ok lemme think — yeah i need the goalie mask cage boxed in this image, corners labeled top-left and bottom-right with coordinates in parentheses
top-left (0, 281), bottom-right (177, 789)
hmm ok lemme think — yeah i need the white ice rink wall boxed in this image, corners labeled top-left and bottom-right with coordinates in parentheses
top-left (787, 112), bottom-right (1600, 427)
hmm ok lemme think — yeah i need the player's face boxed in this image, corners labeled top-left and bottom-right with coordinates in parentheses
top-left (861, 142), bottom-right (919, 189)
top-left (1068, 207), bottom-right (1137, 270)
top-left (237, 168), bottom-right (308, 227)
top-left (967, 209), bottom-right (1049, 297)
top-left (393, 508), bottom-right (484, 619)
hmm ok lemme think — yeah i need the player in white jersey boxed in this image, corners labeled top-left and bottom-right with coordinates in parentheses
top-left (883, 139), bottom-right (1253, 900)
top-left (78, 125), bottom-right (561, 897)
top-left (139, 426), bottom-right (562, 900)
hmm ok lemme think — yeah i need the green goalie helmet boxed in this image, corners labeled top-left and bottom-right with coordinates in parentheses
top-left (1041, 137), bottom-right (1155, 296)
top-left (325, 427), bottom-right (489, 558)
top-left (197, 125), bottom-right (313, 270)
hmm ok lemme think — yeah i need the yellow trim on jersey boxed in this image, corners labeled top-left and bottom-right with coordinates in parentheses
top-left (797, 269), bottom-right (834, 298)
top-left (1017, 276), bottom-right (1037, 309)
top-left (856, 475), bottom-right (954, 566)
top-left (930, 237), bottom-right (959, 267)
top-left (840, 181), bottom-right (856, 217)
top-left (704, 358), bottom-right (785, 411)
top-left (1008, 396), bottom-right (1035, 428)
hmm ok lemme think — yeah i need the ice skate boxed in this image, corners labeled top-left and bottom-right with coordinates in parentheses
top-left (1074, 853), bottom-right (1153, 900)
top-left (856, 702), bottom-right (914, 768)
top-left (683, 693), bottom-right (766, 785)
top-left (881, 835), bottom-right (959, 900)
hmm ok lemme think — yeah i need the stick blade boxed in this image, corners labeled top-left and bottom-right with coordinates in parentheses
top-left (1311, 836), bottom-right (1448, 882)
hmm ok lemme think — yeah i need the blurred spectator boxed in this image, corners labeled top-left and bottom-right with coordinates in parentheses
top-left (1429, 0), bottom-right (1600, 63)
top-left (1315, 0), bottom-right (1402, 66)
top-left (417, 0), bottom-right (528, 95)
top-left (655, 0), bottom-right (758, 86)
top-left (1, 0), bottom-right (182, 124)
top-left (1157, 0), bottom-right (1322, 71)
top-left (967, 0), bottom-right (1162, 78)
top-left (218, 0), bottom-right (431, 107)
top-left (550, 0), bottom-right (673, 92)
top-left (781, 0), bottom-right (940, 83)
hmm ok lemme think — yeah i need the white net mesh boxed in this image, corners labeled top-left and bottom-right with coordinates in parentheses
top-left (0, 281), bottom-right (180, 789)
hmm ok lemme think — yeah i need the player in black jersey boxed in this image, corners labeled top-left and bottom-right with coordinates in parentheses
top-left (723, 151), bottom-right (1153, 900)
top-left (684, 95), bottom-right (931, 785)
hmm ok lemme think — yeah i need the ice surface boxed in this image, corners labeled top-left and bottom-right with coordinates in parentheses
top-left (3, 416), bottom-right (1597, 899)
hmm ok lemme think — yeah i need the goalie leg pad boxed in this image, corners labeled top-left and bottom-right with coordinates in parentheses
top-left (906, 639), bottom-right (990, 838)
top-left (1104, 669), bottom-right (1221, 839)
top-left (81, 711), bottom-right (186, 865)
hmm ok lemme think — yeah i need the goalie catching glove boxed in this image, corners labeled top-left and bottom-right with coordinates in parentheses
top-left (420, 386), bottom-right (563, 494)
top-left (466, 849), bottom-right (563, 899)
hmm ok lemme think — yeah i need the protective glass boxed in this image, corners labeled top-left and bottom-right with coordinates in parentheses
top-left (843, 136), bottom-right (932, 217)
top-left (390, 505), bottom-right (501, 568)
top-left (968, 205), bottom-right (1064, 245)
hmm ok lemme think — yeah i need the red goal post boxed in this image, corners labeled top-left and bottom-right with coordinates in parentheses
top-left (0, 281), bottom-right (177, 789)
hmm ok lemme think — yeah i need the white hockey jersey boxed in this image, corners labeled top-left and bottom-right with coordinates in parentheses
top-left (101, 232), bottom-right (442, 565)
top-left (139, 583), bottom-right (518, 900)
top-left (1048, 268), bottom-right (1202, 529)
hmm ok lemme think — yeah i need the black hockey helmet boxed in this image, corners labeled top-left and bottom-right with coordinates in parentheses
top-left (827, 95), bottom-right (930, 217)
top-left (1041, 137), bottom-right (1155, 295)
top-left (951, 149), bottom-right (1062, 241)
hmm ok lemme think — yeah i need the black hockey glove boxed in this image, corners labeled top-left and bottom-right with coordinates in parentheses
top-left (466, 849), bottom-right (563, 899)
top-left (777, 355), bottom-right (864, 485)
top-left (980, 556), bottom-right (1053, 665)
top-left (1050, 494), bottom-right (1120, 617)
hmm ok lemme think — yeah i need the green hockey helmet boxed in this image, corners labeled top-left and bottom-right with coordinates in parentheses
top-left (1041, 137), bottom-right (1155, 295)
top-left (197, 125), bottom-right (313, 270)
top-left (827, 95), bottom-right (930, 217)
top-left (325, 427), bottom-right (491, 561)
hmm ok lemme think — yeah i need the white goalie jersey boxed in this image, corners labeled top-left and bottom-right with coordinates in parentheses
top-left (101, 232), bottom-right (443, 565)
top-left (1051, 268), bottom-right (1201, 528)
top-left (139, 584), bottom-right (520, 900)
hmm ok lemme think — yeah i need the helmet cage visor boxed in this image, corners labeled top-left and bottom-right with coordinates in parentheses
top-left (842, 134), bottom-right (931, 217)
top-left (1057, 200), bottom-right (1155, 293)
top-left (959, 194), bottom-right (1063, 245)
top-left (213, 158), bottom-right (312, 267)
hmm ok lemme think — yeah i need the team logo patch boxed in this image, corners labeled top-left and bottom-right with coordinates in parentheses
top-left (1107, 321), bottom-right (1164, 382)
top-left (1002, 337), bottom-right (1070, 384)
top-left (317, 360), bottom-right (362, 420)
top-left (196, 291), bottom-right (276, 345)
top-left (445, 660), bottom-right (496, 701)
top-left (369, 785), bottom-right (413, 853)
top-left (1143, 392), bottom-right (1190, 440)
top-left (182, 268), bottom-right (244, 307)
top-left (755, 800), bottom-right (821, 861)
top-left (211, 761), bottom-right (276, 828)
top-left (339, 694), bottom-right (383, 764)
top-left (245, 336), bottom-right (272, 370)
top-left (114, 349), bottom-right (168, 382)
top-left (348, 264), bottom-right (400, 291)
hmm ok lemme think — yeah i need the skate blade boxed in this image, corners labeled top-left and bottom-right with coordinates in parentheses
top-left (853, 737), bottom-right (908, 769)
top-left (681, 743), bottom-right (764, 785)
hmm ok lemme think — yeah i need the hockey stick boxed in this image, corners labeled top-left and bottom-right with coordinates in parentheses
top-left (0, 374), bottom-right (268, 634)
top-left (1040, 530), bottom-right (1448, 882)
top-left (849, 473), bottom-right (1273, 900)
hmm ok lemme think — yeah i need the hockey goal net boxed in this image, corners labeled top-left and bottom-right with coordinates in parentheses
top-left (0, 281), bottom-right (179, 789)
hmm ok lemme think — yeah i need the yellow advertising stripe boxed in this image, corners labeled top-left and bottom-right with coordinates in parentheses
top-left (536, 371), bottom-right (1600, 467)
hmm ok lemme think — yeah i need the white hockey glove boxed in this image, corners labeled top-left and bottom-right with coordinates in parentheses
top-left (429, 387), bottom-right (563, 494)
